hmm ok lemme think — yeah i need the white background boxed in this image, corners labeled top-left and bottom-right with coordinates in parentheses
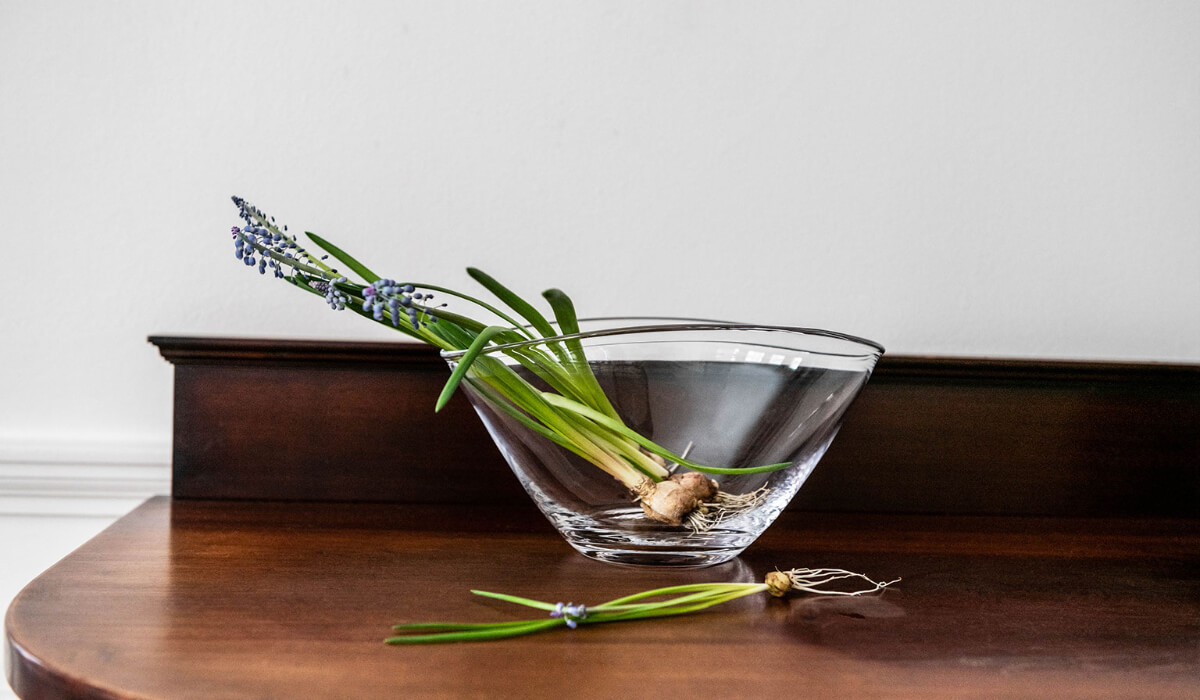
top-left (1, 2), bottom-right (1198, 697)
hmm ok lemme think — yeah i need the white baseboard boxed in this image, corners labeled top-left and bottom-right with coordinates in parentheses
top-left (0, 438), bottom-right (171, 517)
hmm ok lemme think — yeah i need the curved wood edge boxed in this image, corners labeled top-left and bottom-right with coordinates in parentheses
top-left (6, 611), bottom-right (124, 700)
top-left (6, 499), bottom-right (1199, 699)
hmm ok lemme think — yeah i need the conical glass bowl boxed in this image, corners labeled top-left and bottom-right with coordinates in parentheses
top-left (442, 318), bottom-right (882, 567)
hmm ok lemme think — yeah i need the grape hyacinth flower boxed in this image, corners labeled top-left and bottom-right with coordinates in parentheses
top-left (361, 279), bottom-right (446, 330)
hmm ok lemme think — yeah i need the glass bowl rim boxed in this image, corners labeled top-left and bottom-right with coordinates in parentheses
top-left (440, 316), bottom-right (885, 360)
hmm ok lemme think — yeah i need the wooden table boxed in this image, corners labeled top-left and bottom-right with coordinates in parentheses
top-left (7, 338), bottom-right (1198, 698)
top-left (7, 498), bottom-right (1198, 699)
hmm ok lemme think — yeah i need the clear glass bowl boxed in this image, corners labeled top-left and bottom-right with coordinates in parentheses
top-left (442, 318), bottom-right (883, 567)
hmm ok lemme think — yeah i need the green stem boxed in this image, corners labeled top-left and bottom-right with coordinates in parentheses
top-left (476, 358), bottom-right (647, 487)
top-left (385, 619), bottom-right (562, 644)
top-left (540, 393), bottom-right (793, 476)
top-left (384, 582), bottom-right (772, 644)
top-left (409, 282), bottom-right (535, 339)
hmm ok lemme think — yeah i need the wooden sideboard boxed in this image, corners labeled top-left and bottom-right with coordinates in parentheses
top-left (5, 338), bottom-right (1198, 699)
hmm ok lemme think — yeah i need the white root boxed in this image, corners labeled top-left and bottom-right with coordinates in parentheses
top-left (764, 568), bottom-right (901, 597)
top-left (683, 486), bottom-right (772, 534)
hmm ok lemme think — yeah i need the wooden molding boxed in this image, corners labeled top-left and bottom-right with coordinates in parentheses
top-left (150, 337), bottom-right (1200, 518)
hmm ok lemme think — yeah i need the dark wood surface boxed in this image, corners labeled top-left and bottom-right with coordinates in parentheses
top-left (151, 336), bottom-right (1200, 517)
top-left (8, 497), bottom-right (1199, 699)
top-left (7, 338), bottom-right (1196, 698)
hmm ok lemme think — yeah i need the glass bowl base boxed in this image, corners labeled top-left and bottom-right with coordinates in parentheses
top-left (549, 506), bottom-right (759, 568)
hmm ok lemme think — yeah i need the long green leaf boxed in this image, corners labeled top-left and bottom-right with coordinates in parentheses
top-left (540, 288), bottom-right (580, 335)
top-left (438, 327), bottom-right (588, 404)
top-left (540, 393), bottom-right (793, 475)
top-left (384, 582), bottom-right (769, 643)
top-left (595, 582), bottom-right (754, 608)
top-left (436, 326), bottom-right (509, 412)
top-left (427, 317), bottom-right (477, 350)
top-left (476, 361), bottom-right (648, 485)
top-left (385, 619), bottom-right (561, 644)
top-left (466, 378), bottom-right (594, 461)
top-left (306, 231), bottom-right (381, 283)
top-left (392, 620), bottom-right (545, 632)
top-left (542, 288), bottom-right (620, 418)
top-left (467, 267), bottom-right (556, 337)
top-left (412, 283), bottom-right (534, 338)
top-left (471, 590), bottom-right (556, 611)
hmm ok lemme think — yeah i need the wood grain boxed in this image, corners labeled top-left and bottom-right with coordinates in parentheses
top-left (8, 498), bottom-right (1199, 699)
top-left (150, 337), bottom-right (1200, 517)
top-left (12, 338), bottom-right (1189, 698)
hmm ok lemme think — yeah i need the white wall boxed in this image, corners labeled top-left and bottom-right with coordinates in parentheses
top-left (0, 3), bottom-right (1197, 683)
top-left (1, 0), bottom-right (1198, 449)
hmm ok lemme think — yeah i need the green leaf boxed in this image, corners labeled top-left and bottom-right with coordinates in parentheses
top-left (384, 581), bottom-right (770, 644)
top-left (412, 283), bottom-right (534, 338)
top-left (435, 326), bottom-right (509, 412)
top-left (539, 393), bottom-right (793, 475)
top-left (427, 317), bottom-right (477, 349)
top-left (306, 231), bottom-right (381, 283)
top-left (467, 268), bottom-right (556, 337)
top-left (541, 288), bottom-right (580, 335)
top-left (471, 590), bottom-right (556, 611)
top-left (466, 378), bottom-right (593, 461)
top-left (385, 619), bottom-right (561, 644)
top-left (391, 620), bottom-right (546, 632)
top-left (542, 287), bottom-right (620, 419)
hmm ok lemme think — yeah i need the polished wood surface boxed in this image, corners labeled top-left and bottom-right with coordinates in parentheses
top-left (7, 338), bottom-right (1194, 698)
top-left (8, 497), bottom-right (1199, 699)
top-left (150, 336), bottom-right (1200, 517)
